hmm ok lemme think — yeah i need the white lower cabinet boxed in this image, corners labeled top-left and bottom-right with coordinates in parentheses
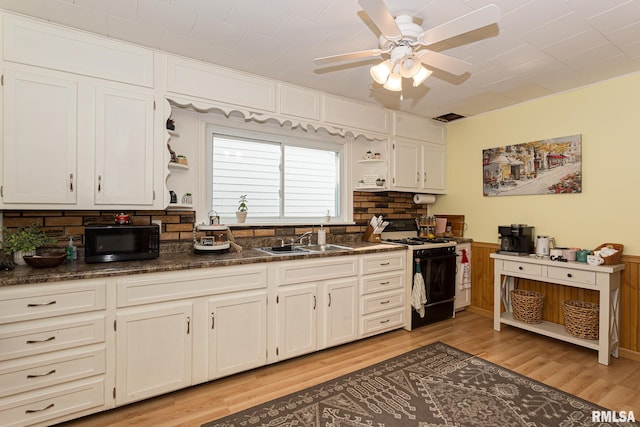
top-left (359, 252), bottom-right (407, 337)
top-left (277, 283), bottom-right (318, 361)
top-left (455, 243), bottom-right (472, 311)
top-left (0, 280), bottom-right (107, 427)
top-left (318, 278), bottom-right (358, 349)
top-left (115, 302), bottom-right (193, 405)
top-left (207, 291), bottom-right (267, 379)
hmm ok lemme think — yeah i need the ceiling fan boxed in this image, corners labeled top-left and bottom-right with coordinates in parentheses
top-left (314, 0), bottom-right (501, 92)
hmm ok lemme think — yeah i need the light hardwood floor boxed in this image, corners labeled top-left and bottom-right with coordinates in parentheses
top-left (59, 311), bottom-right (640, 427)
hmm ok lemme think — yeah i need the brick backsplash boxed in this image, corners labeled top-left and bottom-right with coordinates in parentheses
top-left (1, 192), bottom-right (428, 252)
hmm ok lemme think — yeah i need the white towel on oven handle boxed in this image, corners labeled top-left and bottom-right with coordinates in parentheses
top-left (411, 258), bottom-right (427, 318)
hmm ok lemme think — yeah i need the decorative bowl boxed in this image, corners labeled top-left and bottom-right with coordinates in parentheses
top-left (22, 252), bottom-right (66, 268)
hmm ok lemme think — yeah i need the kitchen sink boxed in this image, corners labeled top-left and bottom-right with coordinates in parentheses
top-left (256, 244), bottom-right (353, 256)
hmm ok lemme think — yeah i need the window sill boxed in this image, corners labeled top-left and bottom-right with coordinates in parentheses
top-left (227, 221), bottom-right (355, 227)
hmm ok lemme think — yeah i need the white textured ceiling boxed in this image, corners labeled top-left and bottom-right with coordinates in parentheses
top-left (2, 0), bottom-right (639, 119)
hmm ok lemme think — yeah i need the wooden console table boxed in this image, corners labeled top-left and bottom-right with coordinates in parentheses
top-left (491, 253), bottom-right (624, 365)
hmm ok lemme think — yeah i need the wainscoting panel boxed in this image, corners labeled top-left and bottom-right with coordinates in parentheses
top-left (470, 242), bottom-right (640, 354)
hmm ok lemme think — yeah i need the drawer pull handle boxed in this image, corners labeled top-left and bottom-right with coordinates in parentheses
top-left (211, 313), bottom-right (215, 330)
top-left (328, 293), bottom-right (332, 307)
top-left (379, 281), bottom-right (390, 285)
top-left (27, 300), bottom-right (57, 307)
top-left (567, 273), bottom-right (573, 278)
top-left (313, 295), bottom-right (317, 310)
top-left (380, 300), bottom-right (391, 305)
top-left (380, 262), bottom-right (390, 266)
top-left (26, 336), bottom-right (55, 344)
top-left (25, 403), bottom-right (54, 414)
top-left (187, 316), bottom-right (191, 334)
top-left (27, 369), bottom-right (56, 379)
top-left (518, 266), bottom-right (523, 271)
top-left (379, 319), bottom-right (390, 324)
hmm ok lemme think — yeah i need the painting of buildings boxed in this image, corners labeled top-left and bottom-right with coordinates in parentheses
top-left (483, 134), bottom-right (582, 196)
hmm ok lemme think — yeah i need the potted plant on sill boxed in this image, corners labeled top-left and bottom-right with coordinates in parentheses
top-left (236, 194), bottom-right (248, 223)
top-left (2, 224), bottom-right (57, 265)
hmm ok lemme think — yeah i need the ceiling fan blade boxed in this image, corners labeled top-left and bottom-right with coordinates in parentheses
top-left (357, 0), bottom-right (403, 41)
top-left (314, 48), bottom-right (384, 65)
top-left (417, 4), bottom-right (501, 45)
top-left (416, 50), bottom-right (470, 75)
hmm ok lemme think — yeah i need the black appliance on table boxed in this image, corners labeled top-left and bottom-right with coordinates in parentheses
top-left (498, 224), bottom-right (534, 256)
top-left (382, 219), bottom-right (457, 329)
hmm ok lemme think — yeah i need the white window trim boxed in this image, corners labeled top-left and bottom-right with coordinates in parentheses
top-left (199, 112), bottom-right (353, 226)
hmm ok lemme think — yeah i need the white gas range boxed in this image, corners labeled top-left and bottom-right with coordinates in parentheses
top-left (381, 220), bottom-right (457, 330)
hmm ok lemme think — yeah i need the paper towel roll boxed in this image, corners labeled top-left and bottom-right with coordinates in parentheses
top-left (413, 194), bottom-right (436, 204)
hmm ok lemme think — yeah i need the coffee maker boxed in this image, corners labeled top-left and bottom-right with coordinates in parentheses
top-left (498, 224), bottom-right (534, 255)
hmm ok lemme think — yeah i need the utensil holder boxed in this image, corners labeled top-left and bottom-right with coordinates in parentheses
top-left (362, 224), bottom-right (381, 243)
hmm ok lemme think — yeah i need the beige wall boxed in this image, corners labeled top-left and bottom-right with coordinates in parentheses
top-left (435, 71), bottom-right (640, 255)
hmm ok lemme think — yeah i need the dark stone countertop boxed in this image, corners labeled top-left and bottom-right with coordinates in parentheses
top-left (0, 242), bottom-right (406, 287)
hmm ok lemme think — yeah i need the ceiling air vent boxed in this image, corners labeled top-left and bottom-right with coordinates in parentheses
top-left (433, 113), bottom-right (465, 123)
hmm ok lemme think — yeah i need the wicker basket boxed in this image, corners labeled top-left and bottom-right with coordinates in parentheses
top-left (593, 243), bottom-right (623, 265)
top-left (511, 290), bottom-right (544, 324)
top-left (563, 300), bottom-right (599, 340)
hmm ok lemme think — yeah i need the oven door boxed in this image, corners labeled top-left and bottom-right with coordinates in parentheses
top-left (418, 252), bottom-right (457, 305)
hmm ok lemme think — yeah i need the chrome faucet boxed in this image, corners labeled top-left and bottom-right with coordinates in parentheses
top-left (296, 231), bottom-right (313, 246)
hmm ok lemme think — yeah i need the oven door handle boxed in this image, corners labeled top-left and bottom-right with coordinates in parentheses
top-left (415, 253), bottom-right (456, 263)
top-left (425, 297), bottom-right (455, 308)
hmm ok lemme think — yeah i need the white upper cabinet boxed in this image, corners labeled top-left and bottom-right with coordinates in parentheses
top-left (391, 137), bottom-right (446, 193)
top-left (94, 85), bottom-right (155, 206)
top-left (3, 14), bottom-right (154, 87)
top-left (394, 111), bottom-right (445, 144)
top-left (166, 56), bottom-right (276, 112)
top-left (278, 83), bottom-right (320, 121)
top-left (1, 68), bottom-right (77, 204)
top-left (324, 95), bottom-right (389, 134)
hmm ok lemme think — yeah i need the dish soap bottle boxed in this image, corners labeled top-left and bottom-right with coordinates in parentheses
top-left (66, 237), bottom-right (77, 261)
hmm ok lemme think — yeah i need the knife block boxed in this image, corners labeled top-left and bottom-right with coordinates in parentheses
top-left (362, 224), bottom-right (381, 243)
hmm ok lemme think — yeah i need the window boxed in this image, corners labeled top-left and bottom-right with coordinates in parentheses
top-left (207, 125), bottom-right (343, 223)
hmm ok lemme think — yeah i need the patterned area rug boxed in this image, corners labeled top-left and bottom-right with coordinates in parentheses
top-left (202, 342), bottom-right (628, 427)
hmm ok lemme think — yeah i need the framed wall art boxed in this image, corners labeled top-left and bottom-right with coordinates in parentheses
top-left (483, 134), bottom-right (582, 196)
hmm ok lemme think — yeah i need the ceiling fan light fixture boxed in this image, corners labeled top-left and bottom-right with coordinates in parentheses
top-left (412, 66), bottom-right (432, 87)
top-left (400, 56), bottom-right (420, 78)
top-left (370, 60), bottom-right (392, 84)
top-left (383, 72), bottom-right (403, 91)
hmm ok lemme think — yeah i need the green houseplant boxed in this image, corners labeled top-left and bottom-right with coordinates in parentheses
top-left (2, 224), bottom-right (57, 265)
top-left (236, 194), bottom-right (248, 223)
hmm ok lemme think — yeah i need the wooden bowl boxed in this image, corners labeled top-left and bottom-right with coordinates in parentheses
top-left (22, 253), bottom-right (66, 268)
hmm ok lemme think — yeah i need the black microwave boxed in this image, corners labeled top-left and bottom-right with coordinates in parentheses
top-left (84, 224), bottom-right (160, 263)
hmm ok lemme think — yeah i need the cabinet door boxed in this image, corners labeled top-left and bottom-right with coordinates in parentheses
top-left (2, 69), bottom-right (77, 204)
top-left (321, 278), bottom-right (357, 349)
top-left (115, 303), bottom-right (192, 405)
top-left (208, 291), bottom-right (267, 379)
top-left (277, 283), bottom-right (317, 361)
top-left (94, 86), bottom-right (154, 205)
top-left (423, 142), bottom-right (446, 192)
top-left (391, 138), bottom-right (420, 189)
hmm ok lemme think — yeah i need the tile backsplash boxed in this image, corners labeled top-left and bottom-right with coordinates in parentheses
top-left (1, 192), bottom-right (429, 252)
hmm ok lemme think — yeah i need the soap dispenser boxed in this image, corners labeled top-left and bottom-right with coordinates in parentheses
top-left (317, 225), bottom-right (326, 245)
top-left (66, 237), bottom-right (78, 260)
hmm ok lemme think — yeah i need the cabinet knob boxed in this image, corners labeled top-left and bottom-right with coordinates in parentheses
top-left (518, 266), bottom-right (523, 271)
top-left (567, 273), bottom-right (573, 278)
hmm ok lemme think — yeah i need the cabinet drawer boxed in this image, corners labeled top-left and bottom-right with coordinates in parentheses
top-left (360, 309), bottom-right (404, 337)
top-left (547, 266), bottom-right (596, 286)
top-left (361, 252), bottom-right (405, 275)
top-left (361, 272), bottom-right (405, 295)
top-left (0, 377), bottom-right (104, 427)
top-left (0, 315), bottom-right (105, 362)
top-left (0, 281), bottom-right (106, 325)
top-left (360, 289), bottom-right (405, 315)
top-left (503, 260), bottom-right (542, 276)
top-left (117, 265), bottom-right (268, 307)
top-left (277, 257), bottom-right (358, 286)
top-left (0, 348), bottom-right (105, 398)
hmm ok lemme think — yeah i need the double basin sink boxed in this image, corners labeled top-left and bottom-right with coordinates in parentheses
top-left (256, 244), bottom-right (353, 256)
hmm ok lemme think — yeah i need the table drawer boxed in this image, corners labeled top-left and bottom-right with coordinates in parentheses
top-left (0, 315), bottom-right (105, 362)
top-left (360, 289), bottom-right (404, 315)
top-left (0, 377), bottom-right (104, 427)
top-left (0, 281), bottom-right (106, 325)
top-left (503, 260), bottom-right (542, 276)
top-left (361, 253), bottom-right (405, 275)
top-left (547, 266), bottom-right (596, 286)
top-left (360, 309), bottom-right (404, 337)
top-left (0, 348), bottom-right (105, 398)
top-left (361, 272), bottom-right (405, 295)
